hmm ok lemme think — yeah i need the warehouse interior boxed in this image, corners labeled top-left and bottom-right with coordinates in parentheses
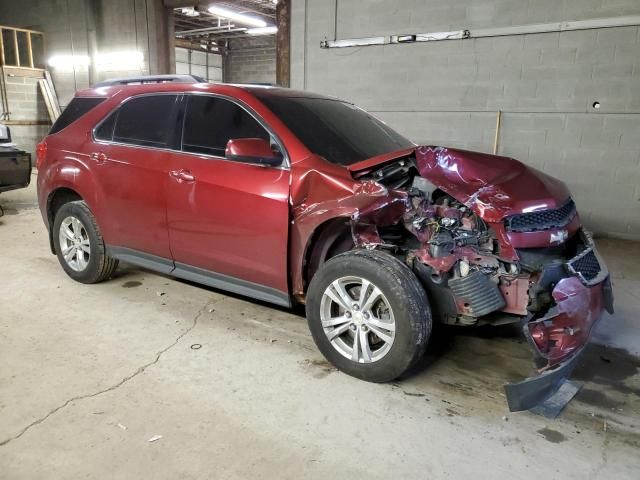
top-left (0, 1), bottom-right (639, 478)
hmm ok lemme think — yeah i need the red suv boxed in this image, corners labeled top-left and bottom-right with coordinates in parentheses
top-left (37, 75), bottom-right (613, 411)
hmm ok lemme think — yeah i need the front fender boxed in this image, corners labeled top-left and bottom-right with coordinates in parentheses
top-left (289, 159), bottom-right (407, 296)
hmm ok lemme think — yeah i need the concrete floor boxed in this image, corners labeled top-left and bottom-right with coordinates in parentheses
top-left (1, 176), bottom-right (639, 479)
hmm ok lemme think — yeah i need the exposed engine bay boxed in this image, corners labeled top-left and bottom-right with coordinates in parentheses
top-left (348, 149), bottom-right (613, 373)
top-left (356, 158), bottom-right (545, 324)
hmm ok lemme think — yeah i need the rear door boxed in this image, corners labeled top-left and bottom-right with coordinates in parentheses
top-left (91, 94), bottom-right (180, 264)
top-left (165, 94), bottom-right (291, 304)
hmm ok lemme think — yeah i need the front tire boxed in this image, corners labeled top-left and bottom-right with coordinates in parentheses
top-left (306, 249), bottom-right (431, 382)
top-left (53, 200), bottom-right (118, 283)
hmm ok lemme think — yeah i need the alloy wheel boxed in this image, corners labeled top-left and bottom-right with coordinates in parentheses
top-left (320, 276), bottom-right (396, 363)
top-left (58, 216), bottom-right (91, 272)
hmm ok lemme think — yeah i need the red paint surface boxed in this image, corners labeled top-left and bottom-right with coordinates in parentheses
top-left (38, 83), bottom-right (305, 294)
top-left (531, 277), bottom-right (604, 365)
top-left (288, 156), bottom-right (409, 293)
top-left (413, 146), bottom-right (571, 222)
top-left (165, 151), bottom-right (290, 291)
top-left (226, 137), bottom-right (275, 160)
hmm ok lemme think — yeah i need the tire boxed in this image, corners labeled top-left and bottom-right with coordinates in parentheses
top-left (306, 249), bottom-right (432, 382)
top-left (52, 200), bottom-right (118, 283)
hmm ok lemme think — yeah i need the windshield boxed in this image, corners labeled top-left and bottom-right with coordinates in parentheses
top-left (253, 93), bottom-right (414, 166)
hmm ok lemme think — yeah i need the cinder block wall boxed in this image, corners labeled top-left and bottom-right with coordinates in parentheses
top-left (291, 0), bottom-right (640, 239)
top-left (224, 36), bottom-right (276, 85)
top-left (0, 71), bottom-right (50, 155)
top-left (0, 0), bottom-right (169, 155)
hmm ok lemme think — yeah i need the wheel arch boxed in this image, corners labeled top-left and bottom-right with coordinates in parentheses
top-left (301, 217), bottom-right (355, 297)
top-left (42, 154), bottom-right (107, 254)
top-left (46, 187), bottom-right (84, 253)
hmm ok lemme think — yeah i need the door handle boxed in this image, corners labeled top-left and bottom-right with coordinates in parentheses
top-left (90, 152), bottom-right (108, 163)
top-left (169, 169), bottom-right (195, 183)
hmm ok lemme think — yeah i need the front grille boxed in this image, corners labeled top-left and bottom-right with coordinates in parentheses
top-left (505, 199), bottom-right (576, 233)
top-left (566, 248), bottom-right (604, 286)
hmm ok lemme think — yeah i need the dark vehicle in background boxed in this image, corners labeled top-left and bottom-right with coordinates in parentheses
top-left (0, 124), bottom-right (32, 194)
top-left (35, 75), bottom-right (613, 412)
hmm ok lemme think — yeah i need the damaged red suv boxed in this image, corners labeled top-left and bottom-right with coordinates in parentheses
top-left (37, 75), bottom-right (613, 411)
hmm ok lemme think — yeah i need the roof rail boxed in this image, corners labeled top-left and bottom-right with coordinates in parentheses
top-left (92, 74), bottom-right (206, 88)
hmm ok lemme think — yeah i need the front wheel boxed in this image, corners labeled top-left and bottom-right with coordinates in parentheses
top-left (306, 249), bottom-right (432, 382)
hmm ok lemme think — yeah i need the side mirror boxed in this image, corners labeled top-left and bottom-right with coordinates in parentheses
top-left (225, 138), bottom-right (283, 167)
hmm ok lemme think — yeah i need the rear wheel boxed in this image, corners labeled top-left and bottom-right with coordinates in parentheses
top-left (306, 249), bottom-right (431, 382)
top-left (53, 200), bottom-right (118, 283)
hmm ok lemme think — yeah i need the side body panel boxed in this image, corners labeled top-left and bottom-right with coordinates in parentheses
top-left (38, 94), bottom-right (175, 259)
top-left (161, 89), bottom-right (308, 297)
top-left (37, 121), bottom-right (106, 233)
top-left (88, 142), bottom-right (173, 259)
top-left (38, 85), bottom-right (311, 298)
top-left (166, 153), bottom-right (291, 294)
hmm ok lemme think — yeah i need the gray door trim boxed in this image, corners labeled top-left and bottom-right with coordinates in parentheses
top-left (107, 246), bottom-right (291, 307)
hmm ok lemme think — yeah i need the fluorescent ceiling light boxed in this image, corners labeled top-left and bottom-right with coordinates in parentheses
top-left (207, 5), bottom-right (266, 27)
top-left (247, 26), bottom-right (277, 35)
top-left (48, 54), bottom-right (90, 69)
top-left (180, 7), bottom-right (199, 17)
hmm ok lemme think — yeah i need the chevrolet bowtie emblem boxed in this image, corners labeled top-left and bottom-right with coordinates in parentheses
top-left (550, 230), bottom-right (569, 244)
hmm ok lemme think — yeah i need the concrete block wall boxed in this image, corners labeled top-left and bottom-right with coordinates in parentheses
top-left (0, 0), bottom-right (154, 106)
top-left (176, 48), bottom-right (223, 82)
top-left (0, 0), bottom-right (171, 155)
top-left (224, 36), bottom-right (276, 84)
top-left (0, 69), bottom-right (50, 155)
top-left (291, 0), bottom-right (640, 238)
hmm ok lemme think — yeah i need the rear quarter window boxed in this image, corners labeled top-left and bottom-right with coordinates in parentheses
top-left (50, 97), bottom-right (106, 134)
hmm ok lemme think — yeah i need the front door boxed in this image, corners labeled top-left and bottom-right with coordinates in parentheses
top-left (166, 94), bottom-right (291, 304)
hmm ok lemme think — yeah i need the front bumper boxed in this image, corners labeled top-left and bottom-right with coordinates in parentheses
top-left (504, 275), bottom-right (613, 412)
top-left (505, 343), bottom-right (586, 411)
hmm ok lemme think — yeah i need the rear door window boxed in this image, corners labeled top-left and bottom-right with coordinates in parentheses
top-left (50, 97), bottom-right (106, 134)
top-left (110, 95), bottom-right (180, 148)
top-left (181, 95), bottom-right (269, 157)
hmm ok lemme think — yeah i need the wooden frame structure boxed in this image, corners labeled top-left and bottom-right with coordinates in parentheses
top-left (0, 25), bottom-right (45, 69)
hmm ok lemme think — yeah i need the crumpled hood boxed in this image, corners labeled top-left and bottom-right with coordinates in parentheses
top-left (413, 146), bottom-right (571, 223)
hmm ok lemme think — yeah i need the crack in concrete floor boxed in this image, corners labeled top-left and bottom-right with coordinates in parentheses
top-left (0, 304), bottom-right (213, 447)
top-left (588, 432), bottom-right (610, 480)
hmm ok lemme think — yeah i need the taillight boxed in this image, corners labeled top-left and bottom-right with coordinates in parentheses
top-left (36, 141), bottom-right (47, 170)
